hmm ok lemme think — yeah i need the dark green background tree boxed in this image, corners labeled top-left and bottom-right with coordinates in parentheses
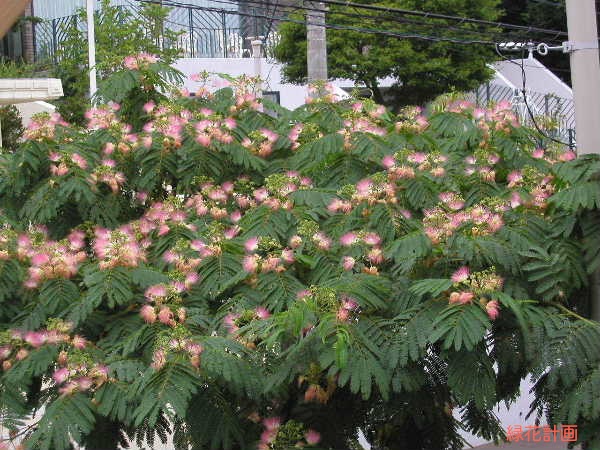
top-left (0, 105), bottom-right (24, 153)
top-left (274, 0), bottom-right (503, 108)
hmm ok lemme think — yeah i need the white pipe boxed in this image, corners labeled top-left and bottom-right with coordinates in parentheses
top-left (86, 0), bottom-right (97, 103)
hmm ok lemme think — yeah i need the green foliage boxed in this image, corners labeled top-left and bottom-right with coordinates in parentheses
top-left (0, 57), bottom-right (598, 450)
top-left (52, 0), bottom-right (182, 124)
top-left (274, 0), bottom-right (502, 107)
top-left (0, 105), bottom-right (24, 153)
top-left (27, 394), bottom-right (96, 450)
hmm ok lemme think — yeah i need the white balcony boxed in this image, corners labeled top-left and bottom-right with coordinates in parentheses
top-left (0, 78), bottom-right (63, 105)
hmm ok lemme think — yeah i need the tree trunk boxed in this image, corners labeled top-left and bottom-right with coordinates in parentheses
top-left (21, 1), bottom-right (34, 64)
top-left (366, 80), bottom-right (385, 106)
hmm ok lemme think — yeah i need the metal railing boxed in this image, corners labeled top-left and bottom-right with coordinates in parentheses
top-left (468, 82), bottom-right (576, 149)
top-left (33, 2), bottom-right (279, 62)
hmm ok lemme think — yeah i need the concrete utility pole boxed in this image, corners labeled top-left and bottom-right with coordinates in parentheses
top-left (86, 0), bottom-right (97, 102)
top-left (565, 0), bottom-right (600, 156)
top-left (306, 1), bottom-right (328, 84)
top-left (249, 36), bottom-right (264, 108)
top-left (565, 0), bottom-right (600, 321)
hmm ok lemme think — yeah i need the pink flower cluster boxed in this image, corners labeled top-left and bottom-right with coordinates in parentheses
top-left (350, 178), bottom-right (397, 206)
top-left (448, 99), bottom-right (519, 134)
top-left (0, 320), bottom-right (80, 372)
top-left (327, 198), bottom-right (353, 214)
top-left (85, 103), bottom-right (121, 130)
top-left (194, 113), bottom-right (236, 147)
top-left (89, 159), bottom-right (127, 193)
top-left (423, 204), bottom-right (504, 244)
top-left (438, 192), bottom-right (465, 211)
top-left (394, 106), bottom-right (429, 133)
top-left (232, 91), bottom-right (261, 112)
top-left (241, 128), bottom-right (279, 158)
top-left (506, 169), bottom-right (555, 210)
top-left (185, 180), bottom-right (248, 223)
top-left (448, 266), bottom-right (503, 320)
top-left (140, 283), bottom-right (190, 327)
top-left (1, 329), bottom-right (66, 371)
top-left (464, 153), bottom-right (500, 182)
top-left (123, 52), bottom-right (158, 70)
top-left (23, 112), bottom-right (68, 141)
top-left (53, 354), bottom-right (108, 395)
top-left (259, 172), bottom-right (312, 210)
top-left (224, 74), bottom-right (261, 112)
top-left (288, 123), bottom-right (304, 150)
top-left (305, 82), bottom-right (341, 104)
top-left (48, 151), bottom-right (88, 176)
top-left (142, 104), bottom-right (196, 147)
top-left (241, 236), bottom-right (295, 274)
top-left (338, 231), bottom-right (384, 267)
top-left (311, 232), bottom-right (332, 251)
top-left (151, 338), bottom-right (203, 370)
top-left (223, 306), bottom-right (271, 334)
top-left (336, 296), bottom-right (359, 322)
top-left (93, 226), bottom-right (146, 270)
top-left (385, 151), bottom-right (448, 180)
top-left (258, 417), bottom-right (321, 450)
top-left (143, 201), bottom-right (190, 236)
top-left (17, 230), bottom-right (86, 288)
top-left (337, 103), bottom-right (387, 148)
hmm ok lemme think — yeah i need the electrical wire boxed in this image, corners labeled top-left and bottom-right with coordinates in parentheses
top-left (494, 44), bottom-right (571, 147)
top-left (207, 0), bottom-right (556, 44)
top-left (137, 0), bottom-right (569, 39)
top-left (136, 0), bottom-right (569, 45)
top-left (289, 0), bottom-right (570, 37)
top-left (136, 0), bottom-right (501, 45)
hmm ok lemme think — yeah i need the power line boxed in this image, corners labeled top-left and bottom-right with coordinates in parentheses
top-left (214, 0), bottom-right (564, 44)
top-left (494, 45), bottom-right (570, 147)
top-left (266, 0), bottom-right (569, 38)
top-left (146, 0), bottom-right (567, 44)
top-left (136, 0), bottom-right (570, 47)
top-left (136, 0), bottom-right (500, 45)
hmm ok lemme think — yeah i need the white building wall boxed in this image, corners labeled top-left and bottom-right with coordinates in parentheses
top-left (173, 57), bottom-right (395, 110)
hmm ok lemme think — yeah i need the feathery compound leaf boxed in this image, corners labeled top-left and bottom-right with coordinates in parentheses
top-left (332, 327), bottom-right (390, 400)
top-left (387, 230), bottom-right (431, 265)
top-left (447, 350), bottom-right (496, 410)
top-left (550, 181), bottom-right (600, 211)
top-left (133, 362), bottom-right (199, 427)
top-left (240, 271), bottom-right (306, 312)
top-left (238, 205), bottom-right (294, 240)
top-left (200, 337), bottom-right (262, 397)
top-left (560, 365), bottom-right (600, 424)
top-left (193, 253), bottom-right (245, 298)
top-left (430, 305), bottom-right (491, 351)
top-left (323, 273), bottom-right (391, 310)
top-left (184, 387), bottom-right (246, 450)
top-left (289, 133), bottom-right (344, 171)
top-left (0, 259), bottom-right (23, 303)
top-left (289, 188), bottom-right (337, 209)
top-left (409, 279), bottom-right (452, 298)
top-left (94, 382), bottom-right (133, 422)
top-left (84, 266), bottom-right (133, 308)
top-left (26, 394), bottom-right (96, 450)
top-left (5, 345), bottom-right (58, 386)
top-left (581, 211), bottom-right (600, 273)
top-left (20, 279), bottom-right (80, 329)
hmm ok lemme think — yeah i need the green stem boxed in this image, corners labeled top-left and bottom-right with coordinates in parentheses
top-left (548, 301), bottom-right (598, 325)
